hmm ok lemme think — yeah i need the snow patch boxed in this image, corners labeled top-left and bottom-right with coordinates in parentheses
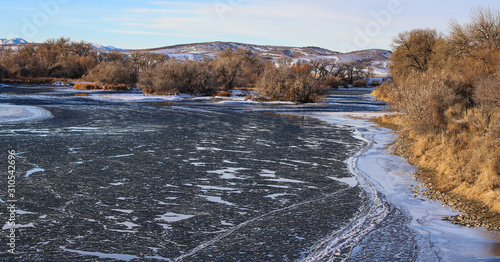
top-left (0, 104), bottom-right (53, 123)
top-left (59, 246), bottom-right (139, 261)
top-left (155, 212), bottom-right (194, 223)
top-left (25, 168), bottom-right (45, 177)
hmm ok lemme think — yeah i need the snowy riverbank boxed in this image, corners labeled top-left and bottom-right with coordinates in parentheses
top-left (304, 112), bottom-right (500, 261)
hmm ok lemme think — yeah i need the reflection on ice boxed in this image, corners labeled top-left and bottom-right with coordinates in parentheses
top-left (25, 168), bottom-right (45, 177)
top-left (59, 246), bottom-right (140, 261)
top-left (265, 178), bottom-right (305, 184)
top-left (207, 167), bottom-right (249, 180)
top-left (260, 169), bottom-right (277, 178)
top-left (265, 193), bottom-right (288, 199)
top-left (155, 212), bottom-right (195, 223)
top-left (116, 221), bottom-right (140, 230)
top-left (196, 185), bottom-right (240, 192)
top-left (328, 176), bottom-right (359, 187)
top-left (199, 195), bottom-right (235, 206)
top-left (108, 153), bottom-right (134, 158)
top-left (112, 209), bottom-right (134, 214)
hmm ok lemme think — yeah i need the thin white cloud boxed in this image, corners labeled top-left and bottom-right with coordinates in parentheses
top-left (106, 29), bottom-right (214, 39)
top-left (111, 1), bottom-right (367, 39)
top-left (102, 0), bottom-right (423, 50)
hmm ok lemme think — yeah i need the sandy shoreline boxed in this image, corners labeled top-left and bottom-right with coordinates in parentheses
top-left (304, 111), bottom-right (500, 261)
top-left (0, 104), bottom-right (53, 123)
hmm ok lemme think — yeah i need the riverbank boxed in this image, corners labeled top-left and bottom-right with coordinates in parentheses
top-left (371, 113), bottom-right (500, 231)
top-left (303, 112), bottom-right (500, 261)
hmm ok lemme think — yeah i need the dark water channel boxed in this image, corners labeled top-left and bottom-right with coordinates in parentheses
top-left (0, 86), bottom-right (388, 261)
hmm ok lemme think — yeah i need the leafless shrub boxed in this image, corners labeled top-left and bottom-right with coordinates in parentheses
top-left (213, 48), bottom-right (259, 90)
top-left (391, 72), bottom-right (459, 134)
top-left (318, 75), bottom-right (341, 88)
top-left (0, 64), bottom-right (7, 79)
top-left (139, 60), bottom-right (216, 95)
top-left (475, 77), bottom-right (500, 108)
top-left (335, 62), bottom-right (372, 86)
top-left (256, 63), bottom-right (325, 103)
top-left (449, 7), bottom-right (500, 75)
top-left (86, 61), bottom-right (137, 85)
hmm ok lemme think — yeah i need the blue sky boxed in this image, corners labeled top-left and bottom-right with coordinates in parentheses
top-left (1, 0), bottom-right (500, 52)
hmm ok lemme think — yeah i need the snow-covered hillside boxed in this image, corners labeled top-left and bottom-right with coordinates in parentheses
top-left (0, 37), bottom-right (124, 51)
top-left (0, 37), bottom-right (31, 45)
top-left (91, 43), bottom-right (126, 51)
top-left (135, 42), bottom-right (391, 76)
top-left (137, 41), bottom-right (340, 60)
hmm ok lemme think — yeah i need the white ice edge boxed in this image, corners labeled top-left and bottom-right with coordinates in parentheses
top-left (59, 246), bottom-right (141, 261)
top-left (0, 104), bottom-right (53, 123)
top-left (302, 111), bottom-right (500, 261)
top-left (87, 93), bottom-right (296, 104)
top-left (25, 167), bottom-right (45, 177)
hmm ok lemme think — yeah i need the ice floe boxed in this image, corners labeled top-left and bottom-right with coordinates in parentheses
top-left (0, 103), bottom-right (53, 123)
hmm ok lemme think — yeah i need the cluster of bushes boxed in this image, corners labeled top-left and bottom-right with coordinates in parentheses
top-left (139, 60), bottom-right (216, 95)
top-left (310, 59), bottom-right (373, 87)
top-left (0, 38), bottom-right (97, 79)
top-left (255, 62), bottom-right (327, 102)
top-left (0, 37), bottom-right (377, 102)
top-left (137, 52), bottom-right (374, 102)
top-left (373, 7), bottom-right (500, 221)
top-left (86, 61), bottom-right (137, 86)
top-left (0, 37), bottom-right (168, 87)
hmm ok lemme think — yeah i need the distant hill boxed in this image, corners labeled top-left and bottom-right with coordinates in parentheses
top-left (90, 43), bottom-right (127, 51)
top-left (137, 41), bottom-right (340, 59)
top-left (134, 42), bottom-right (391, 76)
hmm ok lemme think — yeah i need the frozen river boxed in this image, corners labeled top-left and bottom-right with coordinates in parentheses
top-left (0, 85), bottom-right (498, 261)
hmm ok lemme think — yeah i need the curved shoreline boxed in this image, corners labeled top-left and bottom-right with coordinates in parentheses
top-left (0, 104), bottom-right (53, 123)
top-left (302, 112), bottom-right (500, 261)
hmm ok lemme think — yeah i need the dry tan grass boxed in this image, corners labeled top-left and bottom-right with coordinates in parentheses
top-left (373, 108), bottom-right (500, 213)
top-left (73, 83), bottom-right (101, 90)
top-left (73, 83), bottom-right (130, 91)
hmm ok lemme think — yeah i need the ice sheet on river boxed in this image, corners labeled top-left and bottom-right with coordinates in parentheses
top-left (0, 103), bottom-right (52, 123)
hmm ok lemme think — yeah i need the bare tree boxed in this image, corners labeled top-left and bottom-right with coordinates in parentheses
top-left (309, 59), bottom-right (336, 78)
top-left (139, 60), bottom-right (216, 95)
top-left (256, 61), bottom-right (324, 102)
top-left (213, 48), bottom-right (259, 90)
top-left (449, 7), bottom-right (500, 74)
top-left (391, 28), bottom-right (440, 81)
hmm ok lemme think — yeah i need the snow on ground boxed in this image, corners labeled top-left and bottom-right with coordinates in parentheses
top-left (304, 111), bottom-right (500, 261)
top-left (89, 93), bottom-right (200, 102)
top-left (0, 104), bottom-right (53, 123)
